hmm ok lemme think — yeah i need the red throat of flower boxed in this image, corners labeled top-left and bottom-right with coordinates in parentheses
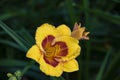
top-left (42, 35), bottom-right (68, 67)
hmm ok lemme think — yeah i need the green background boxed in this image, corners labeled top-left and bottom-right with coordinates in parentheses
top-left (0, 0), bottom-right (120, 80)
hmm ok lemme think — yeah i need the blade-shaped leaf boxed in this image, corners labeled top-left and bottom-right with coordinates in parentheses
top-left (0, 21), bottom-right (28, 51)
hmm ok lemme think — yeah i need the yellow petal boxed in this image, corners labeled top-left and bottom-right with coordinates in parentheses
top-left (39, 55), bottom-right (63, 77)
top-left (55, 36), bottom-right (81, 60)
top-left (56, 24), bottom-right (71, 36)
top-left (35, 23), bottom-right (58, 51)
top-left (63, 59), bottom-right (79, 72)
top-left (26, 45), bottom-right (41, 63)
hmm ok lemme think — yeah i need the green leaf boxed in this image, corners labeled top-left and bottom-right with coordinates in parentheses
top-left (113, 0), bottom-right (120, 3)
top-left (65, 0), bottom-right (78, 25)
top-left (0, 21), bottom-right (28, 51)
top-left (103, 51), bottom-right (120, 80)
top-left (18, 28), bottom-right (34, 47)
top-left (0, 13), bottom-right (19, 20)
top-left (0, 39), bottom-right (24, 51)
top-left (83, 0), bottom-right (91, 80)
top-left (96, 47), bottom-right (112, 80)
top-left (89, 9), bottom-right (120, 25)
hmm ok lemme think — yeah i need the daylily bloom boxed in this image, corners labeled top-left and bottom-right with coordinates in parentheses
top-left (26, 23), bottom-right (81, 77)
top-left (71, 22), bottom-right (90, 40)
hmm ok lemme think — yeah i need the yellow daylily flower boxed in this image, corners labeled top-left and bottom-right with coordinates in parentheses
top-left (71, 22), bottom-right (90, 40)
top-left (26, 23), bottom-right (81, 77)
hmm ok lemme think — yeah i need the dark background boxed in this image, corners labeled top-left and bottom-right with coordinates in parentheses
top-left (0, 0), bottom-right (120, 80)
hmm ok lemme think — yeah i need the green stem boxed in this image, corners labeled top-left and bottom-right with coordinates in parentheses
top-left (83, 0), bottom-right (90, 26)
top-left (66, 0), bottom-right (78, 25)
top-left (83, 0), bottom-right (91, 80)
top-left (17, 60), bottom-right (35, 80)
top-left (22, 60), bottom-right (35, 75)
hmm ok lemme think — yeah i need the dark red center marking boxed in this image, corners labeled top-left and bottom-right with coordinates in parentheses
top-left (42, 35), bottom-right (68, 67)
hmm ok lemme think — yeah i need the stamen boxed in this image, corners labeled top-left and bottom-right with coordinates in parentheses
top-left (54, 57), bottom-right (68, 63)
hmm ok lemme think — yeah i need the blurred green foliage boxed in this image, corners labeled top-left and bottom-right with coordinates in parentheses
top-left (0, 0), bottom-right (120, 80)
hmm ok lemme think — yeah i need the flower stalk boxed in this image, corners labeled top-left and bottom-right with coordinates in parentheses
top-left (7, 60), bottom-right (35, 80)
top-left (21, 60), bottom-right (35, 76)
